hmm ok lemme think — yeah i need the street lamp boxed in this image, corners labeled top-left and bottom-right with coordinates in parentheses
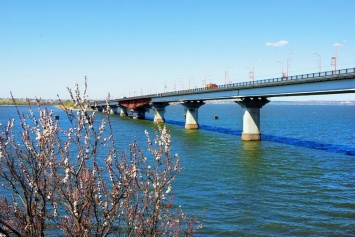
top-left (205, 73), bottom-right (211, 85)
top-left (313, 52), bottom-right (322, 72)
top-left (332, 40), bottom-right (347, 74)
top-left (189, 77), bottom-right (196, 90)
top-left (245, 67), bottom-right (254, 82)
top-left (224, 70), bottom-right (229, 85)
top-left (276, 60), bottom-right (284, 78)
top-left (245, 60), bottom-right (259, 83)
top-left (286, 52), bottom-right (296, 77)
top-left (202, 78), bottom-right (206, 87)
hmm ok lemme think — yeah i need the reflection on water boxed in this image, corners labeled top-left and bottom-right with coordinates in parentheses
top-left (241, 140), bottom-right (261, 156)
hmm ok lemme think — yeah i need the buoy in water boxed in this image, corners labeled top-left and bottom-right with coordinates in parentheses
top-left (214, 115), bottom-right (218, 119)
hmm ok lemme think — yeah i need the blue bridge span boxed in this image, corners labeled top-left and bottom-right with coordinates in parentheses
top-left (91, 67), bottom-right (355, 141)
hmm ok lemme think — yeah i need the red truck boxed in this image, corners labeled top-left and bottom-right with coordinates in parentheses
top-left (205, 83), bottom-right (218, 89)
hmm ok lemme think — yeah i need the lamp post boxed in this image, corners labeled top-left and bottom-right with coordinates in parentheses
top-left (245, 60), bottom-right (258, 83)
top-left (189, 77), bottom-right (196, 90)
top-left (286, 52), bottom-right (296, 77)
top-left (205, 73), bottom-right (210, 85)
top-left (332, 40), bottom-right (346, 74)
top-left (224, 70), bottom-right (229, 85)
top-left (245, 67), bottom-right (254, 83)
top-left (202, 78), bottom-right (206, 87)
top-left (313, 52), bottom-right (322, 72)
top-left (276, 60), bottom-right (284, 78)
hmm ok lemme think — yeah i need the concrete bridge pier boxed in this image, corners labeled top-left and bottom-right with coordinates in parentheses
top-left (109, 105), bottom-right (120, 114)
top-left (119, 106), bottom-right (128, 116)
top-left (130, 107), bottom-right (147, 119)
top-left (181, 100), bottom-right (205, 129)
top-left (235, 97), bottom-right (269, 141)
top-left (150, 102), bottom-right (169, 123)
top-left (95, 106), bottom-right (103, 112)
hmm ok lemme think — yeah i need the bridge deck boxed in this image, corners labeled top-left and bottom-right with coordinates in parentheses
top-left (94, 67), bottom-right (355, 106)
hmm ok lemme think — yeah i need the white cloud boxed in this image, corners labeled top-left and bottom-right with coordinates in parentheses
top-left (266, 40), bottom-right (289, 47)
top-left (333, 40), bottom-right (347, 47)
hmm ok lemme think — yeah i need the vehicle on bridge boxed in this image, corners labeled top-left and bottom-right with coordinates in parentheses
top-left (205, 83), bottom-right (218, 89)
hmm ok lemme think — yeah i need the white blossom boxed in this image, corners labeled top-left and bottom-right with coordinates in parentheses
top-left (73, 201), bottom-right (79, 217)
top-left (166, 185), bottom-right (171, 194)
top-left (106, 154), bottom-right (112, 166)
top-left (36, 129), bottom-right (42, 141)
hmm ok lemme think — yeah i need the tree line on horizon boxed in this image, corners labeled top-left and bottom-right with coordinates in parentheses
top-left (0, 98), bottom-right (75, 107)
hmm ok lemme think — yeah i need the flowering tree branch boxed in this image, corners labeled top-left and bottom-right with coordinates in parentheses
top-left (0, 79), bottom-right (203, 236)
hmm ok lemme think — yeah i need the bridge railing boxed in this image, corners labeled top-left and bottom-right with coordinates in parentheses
top-left (218, 67), bottom-right (355, 88)
top-left (137, 67), bottom-right (355, 99)
top-left (287, 68), bottom-right (355, 80)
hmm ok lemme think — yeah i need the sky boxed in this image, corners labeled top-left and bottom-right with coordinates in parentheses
top-left (1, 0), bottom-right (354, 101)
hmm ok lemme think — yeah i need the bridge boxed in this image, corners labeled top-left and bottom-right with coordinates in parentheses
top-left (91, 67), bottom-right (355, 141)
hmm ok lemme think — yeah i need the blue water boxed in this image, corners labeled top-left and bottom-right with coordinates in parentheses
top-left (1, 103), bottom-right (354, 236)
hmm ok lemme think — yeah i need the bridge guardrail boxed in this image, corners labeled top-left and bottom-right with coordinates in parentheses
top-left (101, 67), bottom-right (354, 103)
top-left (149, 67), bottom-right (355, 98)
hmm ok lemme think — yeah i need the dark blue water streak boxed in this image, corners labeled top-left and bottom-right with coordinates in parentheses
top-left (147, 117), bottom-right (355, 157)
top-left (262, 134), bottom-right (355, 157)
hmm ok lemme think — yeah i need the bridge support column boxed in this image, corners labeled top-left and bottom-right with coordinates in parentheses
top-left (119, 106), bottom-right (128, 116)
top-left (181, 101), bottom-right (205, 129)
top-left (130, 107), bottom-right (146, 119)
top-left (96, 106), bottom-right (103, 112)
top-left (110, 105), bottom-right (120, 114)
top-left (150, 102), bottom-right (169, 123)
top-left (235, 97), bottom-right (269, 141)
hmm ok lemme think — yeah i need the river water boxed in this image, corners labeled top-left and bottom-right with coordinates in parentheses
top-left (0, 103), bottom-right (354, 236)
